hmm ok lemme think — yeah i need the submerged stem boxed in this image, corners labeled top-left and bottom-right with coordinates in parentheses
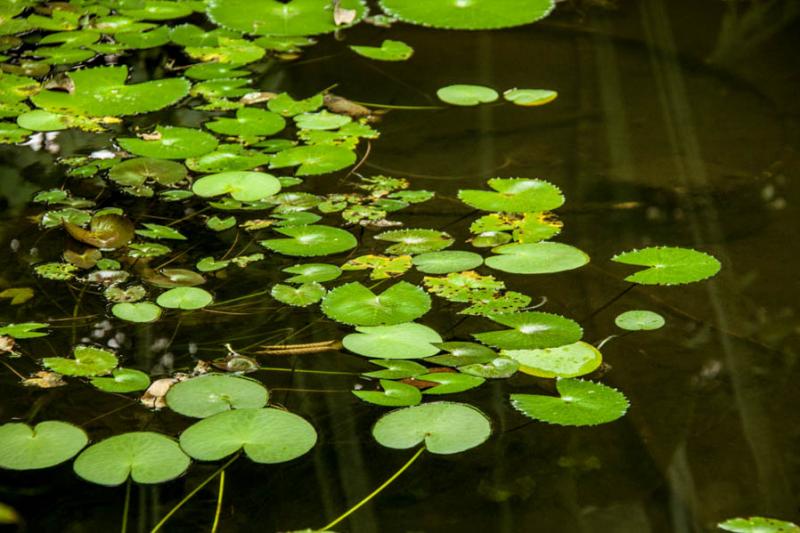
top-left (121, 478), bottom-right (131, 533)
top-left (211, 470), bottom-right (225, 533)
top-left (320, 446), bottom-right (425, 531)
top-left (580, 283), bottom-right (636, 323)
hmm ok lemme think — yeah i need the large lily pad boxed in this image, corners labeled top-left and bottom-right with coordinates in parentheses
top-left (118, 127), bottom-right (219, 159)
top-left (485, 242), bottom-right (589, 274)
top-left (473, 311), bottom-right (582, 350)
top-left (193, 171), bottom-right (281, 202)
top-left (378, 0), bottom-right (554, 30)
top-left (611, 246), bottom-right (721, 285)
top-left (375, 228), bottom-right (454, 255)
top-left (269, 144), bottom-right (356, 176)
top-left (321, 281), bottom-right (431, 326)
top-left (260, 225), bottom-right (357, 257)
top-left (459, 178), bottom-right (564, 213)
top-left (0, 421), bottom-right (88, 470)
top-left (504, 341), bottom-right (602, 378)
top-left (412, 250), bottom-right (483, 274)
top-left (108, 158), bottom-right (187, 187)
top-left (166, 374), bottom-right (268, 418)
top-left (205, 107), bottom-right (285, 138)
top-left (42, 346), bottom-right (118, 377)
top-left (207, 0), bottom-right (367, 35)
top-left (511, 378), bottom-right (629, 426)
top-left (343, 323), bottom-right (442, 359)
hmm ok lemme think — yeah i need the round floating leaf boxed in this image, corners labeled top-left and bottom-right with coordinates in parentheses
top-left (718, 517), bottom-right (800, 533)
top-left (378, 0), bottom-right (554, 30)
top-left (207, 0), bottom-right (367, 35)
top-left (118, 127), bottom-right (219, 159)
top-left (179, 408), bottom-right (317, 463)
top-left (473, 311), bottom-right (582, 350)
top-left (73, 432), bottom-right (190, 486)
top-left (375, 228), bottom-right (454, 255)
top-left (511, 378), bottom-right (629, 427)
top-left (321, 281), bottom-right (431, 326)
top-left (197, 257), bottom-right (230, 272)
top-left (0, 322), bottom-right (49, 339)
top-left (372, 402), bottom-right (491, 454)
top-left (271, 282), bottom-right (326, 307)
top-left (459, 357), bottom-right (519, 379)
top-left (343, 323), bottom-right (442, 359)
top-left (437, 84), bottom-right (498, 106)
top-left (611, 246), bottom-right (721, 285)
top-left (419, 373), bottom-right (485, 395)
top-left (112, 301), bottom-right (162, 323)
top-left (363, 360), bottom-right (427, 379)
top-left (503, 88), bottom-right (558, 106)
top-left (186, 144), bottom-right (271, 172)
top-left (353, 379), bottom-right (422, 407)
top-left (267, 92), bottom-right (324, 117)
top-left (283, 263), bottom-right (342, 284)
top-left (156, 287), bottom-right (213, 310)
top-left (65, 213), bottom-right (135, 250)
top-left (614, 310), bottom-right (665, 331)
top-left (269, 144), bottom-right (356, 176)
top-left (459, 178), bottom-right (564, 213)
top-left (485, 242), bottom-right (589, 274)
top-left (135, 223), bottom-right (187, 241)
top-left (350, 39), bottom-right (413, 61)
top-left (426, 341), bottom-right (496, 367)
top-left (108, 158), bottom-right (187, 187)
top-left (260, 225), bottom-right (357, 257)
top-left (90, 368), bottom-right (151, 393)
top-left (166, 374), bottom-right (268, 418)
top-left (412, 250), bottom-right (483, 274)
top-left (294, 110), bottom-right (351, 131)
top-left (193, 171), bottom-right (281, 202)
top-left (205, 107), bottom-right (285, 138)
top-left (504, 341), bottom-right (602, 378)
top-left (0, 421), bottom-right (88, 470)
top-left (42, 346), bottom-right (118, 377)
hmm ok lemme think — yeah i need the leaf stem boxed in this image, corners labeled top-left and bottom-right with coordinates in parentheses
top-left (580, 283), bottom-right (636, 324)
top-left (211, 470), bottom-right (225, 533)
top-left (320, 446), bottom-right (425, 531)
top-left (349, 100), bottom-right (445, 110)
top-left (121, 478), bottom-right (131, 533)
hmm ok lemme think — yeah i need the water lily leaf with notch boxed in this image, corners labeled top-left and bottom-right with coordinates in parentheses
top-left (65, 213), bottom-right (134, 250)
top-left (112, 302), bottom-right (162, 323)
top-left (166, 374), bottom-right (268, 418)
top-left (459, 178), bottom-right (564, 213)
top-left (0, 322), bottom-right (48, 339)
top-left (611, 246), bottom-right (721, 285)
top-left (156, 287), bottom-right (213, 310)
top-left (378, 0), bottom-right (554, 30)
top-left (31, 66), bottom-right (189, 117)
top-left (413, 250), bottom-right (483, 274)
top-left (0, 421), bottom-right (87, 470)
top-left (322, 281), bottom-right (430, 326)
top-left (270, 144), bottom-right (356, 176)
top-left (191, 78), bottom-right (251, 100)
top-left (118, 1), bottom-right (194, 20)
top-left (193, 171), bottom-right (281, 202)
top-left (486, 242), bottom-right (589, 274)
top-left (363, 360), bottom-right (427, 379)
top-left (471, 231), bottom-right (512, 248)
top-left (186, 144), bottom-right (271, 172)
top-left (511, 378), bottom-right (629, 427)
top-left (343, 323), bottom-right (442, 359)
top-left (169, 23), bottom-right (240, 47)
top-left (118, 126), bottom-right (218, 159)
top-left (353, 379), bottom-right (422, 407)
top-left (260, 225), bottom-right (357, 257)
top-left (207, 0), bottom-right (367, 35)
top-left (114, 26), bottom-right (171, 49)
top-left (267, 92), bottom-right (324, 116)
top-left (271, 282), bottom-right (326, 307)
top-left (207, 215), bottom-right (236, 231)
top-left (473, 311), bottom-right (582, 350)
top-left (185, 62), bottom-right (249, 80)
top-left (206, 107), bottom-right (285, 138)
top-left (504, 341), bottom-right (601, 378)
top-left (437, 84), bottom-right (498, 106)
top-left (294, 110), bottom-right (351, 130)
top-left (108, 158), bottom-right (187, 187)
top-left (179, 408), bottom-right (317, 463)
top-left (350, 39), bottom-right (413, 61)
top-left (42, 346), bottom-right (118, 377)
top-left (372, 401), bottom-right (491, 454)
top-left (0, 73), bottom-right (39, 104)
top-left (504, 88), bottom-right (558, 106)
top-left (341, 254), bottom-right (412, 280)
top-left (185, 38), bottom-right (265, 65)
top-left (459, 357), bottom-right (519, 379)
top-left (90, 368), bottom-right (151, 393)
top-left (460, 290), bottom-right (531, 316)
top-left (127, 243), bottom-right (171, 258)
top-left (419, 373), bottom-right (485, 395)
top-left (718, 517), bottom-right (800, 533)
top-left (73, 432), bottom-right (190, 486)
top-left (16, 110), bottom-right (112, 132)
top-left (197, 257), bottom-right (230, 272)
top-left (283, 263), bottom-right (342, 284)
top-left (615, 310), bottom-right (665, 331)
top-left (426, 342), bottom-right (496, 367)
top-left (135, 223), bottom-right (186, 240)
top-left (375, 228), bottom-right (454, 255)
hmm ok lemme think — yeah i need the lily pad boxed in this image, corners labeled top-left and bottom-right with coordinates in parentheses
top-left (459, 357), bottom-right (519, 379)
top-left (473, 311), bottom-right (582, 350)
top-left (73, 432), bottom-right (190, 486)
top-left (267, 92), bottom-right (324, 116)
top-left (65, 213), bottom-right (135, 250)
top-left (321, 281), bottom-right (431, 326)
top-left (343, 323), bottom-right (442, 359)
top-left (135, 223), bottom-right (186, 240)
top-left (90, 368), bottom-right (151, 393)
top-left (42, 346), bottom-right (118, 377)
top-left (206, 107), bottom-right (285, 138)
top-left (0, 322), bottom-right (49, 339)
top-left (156, 287), bottom-right (213, 310)
top-left (118, 127), bottom-right (219, 159)
top-left (363, 360), bottom-right (427, 379)
top-left (511, 378), bottom-right (629, 426)
top-left (614, 310), bottom-right (665, 331)
top-left (459, 178), bottom-right (564, 213)
top-left (260, 225), bottom-right (357, 257)
top-left (378, 0), bottom-right (554, 30)
top-left (504, 341), bottom-right (602, 378)
top-left (353, 379), bottom-right (422, 407)
top-left (372, 402), bottom-right (491, 454)
top-left (270, 144), bottom-right (356, 176)
top-left (111, 301), bottom-right (162, 323)
top-left (283, 263), bottom-right (342, 284)
top-left (0, 421), bottom-right (88, 470)
top-left (294, 110), bottom-right (351, 131)
top-left (166, 374), bottom-right (268, 418)
top-left (375, 228), bottom-right (454, 255)
top-left (503, 88), bottom-right (558, 106)
top-left (437, 84), bottom-right (498, 106)
top-left (426, 341), bottom-right (496, 367)
top-left (108, 158), bottom-right (187, 187)
top-left (351, 39), bottom-right (413, 61)
top-left (207, 0), bottom-right (367, 35)
top-left (271, 282), bottom-right (326, 307)
top-left (193, 171), bottom-right (281, 202)
top-left (718, 517), bottom-right (800, 533)
top-left (179, 408), bottom-right (317, 463)
top-left (485, 242), bottom-right (589, 274)
top-left (611, 246), bottom-right (721, 285)
top-left (419, 373), bottom-right (485, 395)
top-left (412, 250), bottom-right (483, 274)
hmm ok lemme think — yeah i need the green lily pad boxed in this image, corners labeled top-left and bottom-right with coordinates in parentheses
top-left (119, 1), bottom-right (194, 20)
top-left (321, 281), bottom-right (431, 326)
top-left (186, 144), bottom-right (271, 172)
top-left (206, 107), bottom-right (285, 138)
top-left (111, 301), bottom-right (162, 323)
top-left (459, 178), bottom-right (564, 213)
top-left (419, 373), bottom-right (485, 395)
top-left (270, 144), bottom-right (356, 176)
top-left (375, 228), bottom-right (454, 255)
top-left (378, 0), bottom-right (554, 30)
top-left (283, 263), bottom-right (342, 284)
top-left (485, 242), bottom-right (589, 274)
top-left (135, 223), bottom-right (186, 240)
top-left (294, 110), bottom-right (351, 131)
top-left (271, 282), bottom-right (326, 307)
top-left (16, 110), bottom-right (107, 132)
top-left (90, 368), bottom-right (151, 393)
top-left (0, 421), bottom-right (87, 470)
top-left (372, 402), bottom-right (491, 454)
top-left (267, 92), bottom-right (324, 116)
top-left (156, 287), bottom-right (213, 310)
top-left (166, 374), bottom-right (268, 418)
top-left (73, 432), bottom-right (190, 486)
top-left (473, 311), bottom-right (582, 350)
top-left (718, 517), bottom-right (800, 533)
top-left (504, 341), bottom-right (602, 378)
top-left (260, 225), bottom-right (357, 257)
top-left (207, 215), bottom-right (236, 232)
top-left (437, 84), bottom-right (498, 106)
top-left (179, 408), bottom-right (317, 463)
top-left (118, 126), bottom-right (219, 159)
top-left (0, 322), bottom-right (49, 339)
top-left (611, 246), bottom-right (721, 285)
top-left (426, 341), bottom-right (496, 367)
top-left (350, 39), bottom-right (413, 61)
top-left (511, 378), bottom-right (629, 427)
top-left (207, 0), bottom-right (367, 35)
top-left (503, 88), bottom-right (558, 106)
top-left (412, 250), bottom-right (483, 274)
top-left (614, 310), bottom-right (665, 331)
top-left (459, 357), bottom-right (519, 378)
top-left (65, 213), bottom-right (135, 250)
top-left (108, 158), bottom-right (187, 187)
top-left (185, 37), bottom-right (265, 65)
top-left (363, 360), bottom-right (427, 379)
top-left (42, 346), bottom-right (118, 377)
top-left (31, 66), bottom-right (189, 117)
top-left (0, 121), bottom-right (30, 143)
top-left (353, 379), bottom-right (422, 407)
top-left (343, 323), bottom-right (442, 359)
top-left (193, 171), bottom-right (281, 202)
top-left (197, 257), bottom-right (230, 272)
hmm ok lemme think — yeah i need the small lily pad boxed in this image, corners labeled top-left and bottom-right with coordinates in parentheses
top-left (353, 379), bottom-right (422, 407)
top-left (437, 84), bottom-right (498, 106)
top-left (260, 225), bottom-right (357, 257)
top-left (363, 360), bottom-right (427, 379)
top-left (459, 178), bottom-right (564, 213)
top-left (321, 281), bottom-right (431, 326)
top-left (412, 250), bottom-right (483, 274)
top-left (718, 517), bottom-right (800, 533)
top-left (0, 322), bottom-right (49, 339)
top-left (459, 357), bottom-right (519, 379)
top-left (503, 89), bottom-right (558, 106)
top-left (511, 378), bottom-right (629, 427)
top-left (485, 242), bottom-right (589, 274)
top-left (166, 374), bottom-right (268, 418)
top-left (269, 144), bottom-right (356, 176)
top-left (0, 421), bottom-right (88, 471)
top-left (375, 228), bottom-right (454, 255)
top-left (193, 171), bottom-right (281, 202)
top-left (90, 368), bottom-right (151, 393)
top-left (108, 158), bottom-right (187, 187)
top-left (343, 323), bottom-right (442, 359)
top-left (611, 246), bottom-right (721, 285)
top-left (118, 126), bottom-right (219, 159)
top-left (351, 40), bottom-right (413, 61)
top-left (267, 92), bottom-right (324, 116)
top-left (42, 346), bottom-right (118, 377)
top-left (419, 373), bottom-right (485, 395)
top-left (473, 311), bottom-right (582, 350)
top-left (426, 342), bottom-right (496, 367)
top-left (271, 282), bottom-right (326, 307)
top-left (614, 310), bottom-right (665, 331)
top-left (156, 287), bottom-right (213, 310)
top-left (283, 263), bottom-right (342, 284)
top-left (294, 110), bottom-right (351, 131)
top-left (111, 301), bottom-right (162, 323)
top-left (205, 107), bottom-right (285, 138)
top-left (135, 223), bottom-right (187, 240)
top-left (504, 341), bottom-right (602, 378)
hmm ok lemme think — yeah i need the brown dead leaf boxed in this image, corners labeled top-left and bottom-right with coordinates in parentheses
top-left (0, 336), bottom-right (15, 354)
top-left (140, 377), bottom-right (177, 409)
top-left (333, 0), bottom-right (357, 25)
top-left (400, 377), bottom-right (440, 390)
top-left (23, 371), bottom-right (66, 388)
top-left (140, 131), bottom-right (162, 141)
top-left (324, 94), bottom-right (371, 118)
top-left (239, 91), bottom-right (278, 105)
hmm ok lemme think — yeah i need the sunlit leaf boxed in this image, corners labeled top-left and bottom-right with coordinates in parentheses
top-left (156, 287), bottom-right (213, 310)
top-left (473, 311), bottom-right (582, 350)
top-left (207, 0), bottom-right (367, 35)
top-left (283, 263), bottom-right (342, 284)
top-left (419, 372), bottom-right (485, 395)
top-left (503, 88), bottom-right (558, 106)
top-left (485, 242), bottom-right (589, 274)
top-left (378, 0), bottom-right (554, 30)
top-left (412, 250), bottom-right (483, 274)
top-left (90, 368), bottom-right (151, 393)
top-left (614, 310), bottom-right (665, 331)
top-left (350, 39), bottom-right (413, 61)
top-left (260, 225), bottom-right (357, 257)
top-left (363, 359), bottom-right (427, 379)
top-left (375, 228), bottom-right (454, 255)
top-left (193, 171), bottom-right (281, 202)
top-left (459, 178), bottom-right (564, 213)
top-left (437, 84), bottom-right (498, 106)
top-left (206, 107), bottom-right (285, 138)
top-left (322, 281), bottom-right (431, 326)
top-left (511, 378), bottom-right (629, 427)
top-left (718, 517), bottom-right (800, 533)
top-left (270, 144), bottom-right (356, 176)
top-left (611, 246), bottom-right (721, 285)
top-left (271, 282), bottom-right (326, 307)
top-left (166, 374), bottom-right (268, 418)
top-left (42, 346), bottom-right (118, 377)
top-left (353, 379), bottom-right (422, 407)
top-left (0, 421), bottom-right (87, 470)
top-left (504, 341), bottom-right (601, 378)
top-left (111, 302), bottom-right (162, 323)
top-left (343, 323), bottom-right (442, 359)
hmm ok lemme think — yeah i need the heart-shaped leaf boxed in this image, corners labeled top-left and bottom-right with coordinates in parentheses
top-left (503, 88), bottom-right (558, 106)
top-left (350, 39), bottom-right (413, 61)
top-left (459, 178), bottom-right (564, 213)
top-left (118, 126), bottom-right (219, 159)
top-left (260, 225), bottom-right (357, 257)
top-left (614, 310), bottom-right (665, 331)
top-left (419, 373), bottom-right (485, 395)
top-left (0, 421), bottom-right (87, 470)
top-left (473, 311), bottom-right (582, 350)
top-left (503, 341), bottom-right (601, 378)
top-left (321, 281), bottom-right (431, 326)
top-left (611, 246), bottom-right (721, 285)
top-left (511, 378), bottom-right (629, 426)
top-left (353, 379), bottom-right (422, 407)
top-left (343, 323), bottom-right (442, 359)
top-left (156, 287), bottom-right (213, 310)
top-left (485, 242), bottom-right (589, 274)
top-left (363, 360), bottom-right (427, 379)
top-left (166, 374), bottom-right (268, 418)
top-left (42, 346), bottom-right (118, 377)
top-left (90, 368), bottom-right (151, 393)
top-left (111, 301), bottom-right (162, 323)
top-left (193, 171), bottom-right (281, 202)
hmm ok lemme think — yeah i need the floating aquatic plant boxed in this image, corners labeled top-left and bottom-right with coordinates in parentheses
top-left (156, 287), bottom-right (214, 310)
top-left (166, 374), bottom-right (268, 418)
top-left (378, 0), bottom-right (554, 30)
top-left (350, 40), bottom-right (413, 61)
top-left (717, 517), bottom-right (800, 533)
top-left (473, 311), bottom-right (583, 350)
top-left (111, 301), bottom-right (162, 323)
top-left (321, 281), bottom-right (431, 326)
top-left (42, 346), bottom-right (118, 377)
top-left (504, 341), bottom-right (602, 378)
top-left (90, 368), bottom-right (151, 393)
top-left (207, 0), bottom-right (367, 36)
top-left (511, 378), bottom-right (629, 426)
top-left (118, 126), bottom-right (219, 159)
top-left (611, 246), bottom-right (721, 285)
top-left (614, 310), bottom-right (665, 331)
top-left (0, 421), bottom-right (87, 470)
top-left (343, 323), bottom-right (442, 359)
top-left (437, 84), bottom-right (498, 106)
top-left (503, 88), bottom-right (558, 106)
top-left (353, 379), bottom-right (422, 407)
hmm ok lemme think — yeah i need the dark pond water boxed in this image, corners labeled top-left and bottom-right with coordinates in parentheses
top-left (1, 0), bottom-right (799, 532)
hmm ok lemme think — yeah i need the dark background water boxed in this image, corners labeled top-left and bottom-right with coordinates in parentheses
top-left (1, 0), bottom-right (799, 531)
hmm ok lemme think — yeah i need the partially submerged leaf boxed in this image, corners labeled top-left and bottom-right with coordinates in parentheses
top-left (65, 213), bottom-right (135, 250)
top-left (271, 282), bottom-right (326, 307)
top-left (156, 287), bottom-right (213, 310)
top-left (207, 0), bottom-right (367, 35)
top-left (351, 40), bottom-right (413, 61)
top-left (42, 346), bottom-right (118, 377)
top-left (459, 178), bottom-right (564, 213)
top-left (112, 301), bottom-right (162, 323)
top-left (363, 359), bottom-right (427, 379)
top-left (353, 379), bottom-right (422, 407)
top-left (503, 89), bottom-right (558, 106)
top-left (718, 517), bottom-right (800, 533)
top-left (90, 368), bottom-right (151, 393)
top-left (193, 171), bottom-right (281, 202)
top-left (0, 322), bottom-right (48, 339)
top-left (378, 0), bottom-right (554, 30)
